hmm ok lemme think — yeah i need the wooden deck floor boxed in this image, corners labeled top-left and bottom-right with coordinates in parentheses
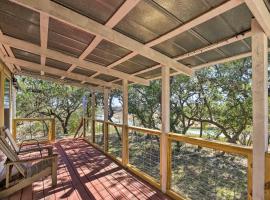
top-left (5, 138), bottom-right (170, 200)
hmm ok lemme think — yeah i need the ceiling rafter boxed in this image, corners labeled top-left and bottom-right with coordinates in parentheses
top-left (0, 34), bottom-right (149, 86)
top-left (40, 13), bottom-right (49, 76)
top-left (10, 0), bottom-right (193, 76)
top-left (111, 30), bottom-right (252, 83)
top-left (4, 56), bottom-right (122, 89)
top-left (17, 70), bottom-right (104, 92)
top-left (63, 0), bottom-right (142, 81)
top-left (93, 0), bottom-right (244, 79)
top-left (245, 0), bottom-right (270, 37)
top-left (0, 44), bottom-right (15, 72)
top-left (0, 30), bottom-right (19, 72)
top-left (150, 47), bottom-right (270, 81)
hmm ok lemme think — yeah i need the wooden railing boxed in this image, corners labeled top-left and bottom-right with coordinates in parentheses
top-left (84, 119), bottom-right (270, 200)
top-left (12, 118), bottom-right (56, 142)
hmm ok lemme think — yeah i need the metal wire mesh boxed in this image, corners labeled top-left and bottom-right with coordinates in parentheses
top-left (84, 118), bottom-right (92, 139)
top-left (170, 141), bottom-right (248, 200)
top-left (15, 120), bottom-right (49, 142)
top-left (94, 121), bottom-right (104, 148)
top-left (129, 130), bottom-right (160, 180)
top-left (108, 124), bottom-right (122, 160)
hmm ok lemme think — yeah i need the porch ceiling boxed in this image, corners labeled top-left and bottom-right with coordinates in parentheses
top-left (0, 0), bottom-right (269, 90)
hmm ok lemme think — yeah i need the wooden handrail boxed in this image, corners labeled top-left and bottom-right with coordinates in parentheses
top-left (168, 132), bottom-right (252, 156)
top-left (12, 118), bottom-right (56, 142)
top-left (128, 126), bottom-right (161, 136)
top-left (95, 119), bottom-right (105, 124)
top-left (106, 121), bottom-right (123, 127)
top-left (88, 120), bottom-right (270, 199)
top-left (13, 118), bottom-right (53, 122)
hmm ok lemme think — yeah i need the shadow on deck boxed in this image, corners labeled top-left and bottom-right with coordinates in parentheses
top-left (6, 138), bottom-right (170, 200)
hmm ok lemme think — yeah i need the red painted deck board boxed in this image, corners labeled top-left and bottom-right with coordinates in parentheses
top-left (6, 138), bottom-right (171, 200)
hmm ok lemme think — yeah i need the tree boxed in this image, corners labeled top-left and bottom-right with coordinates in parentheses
top-left (129, 80), bottom-right (161, 129)
top-left (128, 59), bottom-right (253, 144)
top-left (16, 76), bottom-right (85, 135)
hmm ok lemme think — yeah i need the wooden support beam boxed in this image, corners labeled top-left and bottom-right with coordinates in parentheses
top-left (0, 35), bottom-right (149, 86)
top-left (175, 30), bottom-right (252, 61)
top-left (67, 0), bottom-right (141, 78)
top-left (245, 0), bottom-right (270, 37)
top-left (4, 56), bottom-right (121, 89)
top-left (40, 13), bottom-right (49, 76)
top-left (0, 44), bottom-right (15, 73)
top-left (104, 88), bottom-right (109, 152)
top-left (111, 64), bottom-right (162, 83)
top-left (10, 0), bottom-right (193, 76)
top-left (150, 47), bottom-right (270, 81)
top-left (251, 19), bottom-right (268, 200)
top-left (160, 66), bottom-right (170, 193)
top-left (146, 0), bottom-right (244, 47)
top-left (0, 69), bottom-right (4, 127)
top-left (0, 30), bottom-right (18, 72)
top-left (104, 0), bottom-right (244, 73)
top-left (114, 30), bottom-right (252, 83)
top-left (91, 92), bottom-right (96, 143)
top-left (16, 70), bottom-right (103, 92)
top-left (122, 79), bottom-right (129, 166)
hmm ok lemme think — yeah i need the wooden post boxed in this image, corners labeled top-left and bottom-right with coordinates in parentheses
top-left (91, 92), bottom-right (96, 143)
top-left (12, 119), bottom-right (16, 141)
top-left (0, 70), bottom-right (4, 127)
top-left (265, 154), bottom-right (270, 199)
top-left (251, 19), bottom-right (268, 200)
top-left (161, 66), bottom-right (170, 193)
top-left (82, 118), bottom-right (86, 138)
top-left (49, 118), bottom-right (56, 142)
top-left (122, 80), bottom-right (129, 166)
top-left (104, 88), bottom-right (109, 151)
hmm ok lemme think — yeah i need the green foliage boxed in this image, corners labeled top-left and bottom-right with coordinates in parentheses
top-left (16, 76), bottom-right (86, 135)
top-left (128, 59), bottom-right (252, 144)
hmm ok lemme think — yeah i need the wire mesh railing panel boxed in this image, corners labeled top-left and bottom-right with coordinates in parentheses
top-left (94, 121), bottom-right (104, 148)
top-left (84, 118), bottom-right (92, 139)
top-left (128, 129), bottom-right (160, 181)
top-left (15, 120), bottom-right (50, 142)
top-left (108, 124), bottom-right (122, 160)
top-left (170, 141), bottom-right (248, 200)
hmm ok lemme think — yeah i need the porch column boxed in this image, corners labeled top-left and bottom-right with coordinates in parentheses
top-left (11, 86), bottom-right (16, 127)
top-left (91, 91), bottom-right (96, 143)
top-left (251, 19), bottom-right (268, 200)
top-left (104, 88), bottom-right (109, 151)
top-left (161, 66), bottom-right (170, 193)
top-left (122, 79), bottom-right (129, 166)
top-left (0, 71), bottom-right (4, 127)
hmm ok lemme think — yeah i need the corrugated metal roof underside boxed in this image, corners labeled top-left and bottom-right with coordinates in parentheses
top-left (1, 0), bottom-right (269, 88)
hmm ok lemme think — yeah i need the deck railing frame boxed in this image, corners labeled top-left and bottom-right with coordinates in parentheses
top-left (87, 119), bottom-right (270, 200)
top-left (12, 118), bottom-right (56, 142)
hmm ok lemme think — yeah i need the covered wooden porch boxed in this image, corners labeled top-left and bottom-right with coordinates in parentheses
top-left (0, 0), bottom-right (270, 199)
top-left (3, 138), bottom-right (170, 200)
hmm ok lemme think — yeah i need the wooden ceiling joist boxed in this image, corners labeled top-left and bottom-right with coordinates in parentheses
top-left (17, 71), bottom-right (104, 92)
top-left (146, 0), bottom-right (244, 47)
top-left (150, 47), bottom-right (270, 81)
top-left (10, 0), bottom-right (193, 76)
top-left (65, 0), bottom-right (142, 79)
top-left (0, 35), bottom-right (149, 86)
top-left (245, 0), bottom-right (270, 37)
top-left (94, 0), bottom-right (245, 79)
top-left (0, 44), bottom-right (15, 72)
top-left (4, 56), bottom-right (122, 89)
top-left (0, 30), bottom-right (19, 72)
top-left (174, 30), bottom-right (252, 60)
top-left (111, 30), bottom-right (253, 82)
top-left (40, 13), bottom-right (49, 76)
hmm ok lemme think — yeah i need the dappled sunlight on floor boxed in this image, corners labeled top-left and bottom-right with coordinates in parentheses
top-left (7, 138), bottom-right (170, 200)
